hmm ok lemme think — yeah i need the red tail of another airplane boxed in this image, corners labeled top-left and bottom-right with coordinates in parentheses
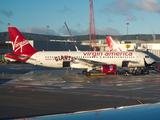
top-left (106, 36), bottom-right (122, 51)
top-left (5, 27), bottom-right (38, 62)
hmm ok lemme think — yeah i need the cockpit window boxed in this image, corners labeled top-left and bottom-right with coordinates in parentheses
top-left (145, 56), bottom-right (149, 58)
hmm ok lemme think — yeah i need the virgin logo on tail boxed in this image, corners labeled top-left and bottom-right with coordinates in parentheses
top-left (12, 36), bottom-right (29, 53)
top-left (6, 27), bottom-right (38, 62)
top-left (106, 36), bottom-right (122, 51)
top-left (8, 27), bottom-right (38, 54)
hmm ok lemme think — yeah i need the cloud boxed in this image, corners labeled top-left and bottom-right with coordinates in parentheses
top-left (125, 15), bottom-right (137, 21)
top-left (96, 27), bottom-right (120, 35)
top-left (19, 25), bottom-right (120, 36)
top-left (134, 0), bottom-right (160, 13)
top-left (0, 9), bottom-right (13, 17)
top-left (107, 18), bottom-right (114, 23)
top-left (0, 20), bottom-right (5, 25)
top-left (59, 6), bottom-right (73, 13)
top-left (58, 26), bottom-right (87, 36)
top-left (99, 0), bottom-right (160, 21)
top-left (58, 26), bottom-right (119, 36)
top-left (20, 26), bottom-right (59, 35)
top-left (99, 0), bottom-right (137, 21)
top-left (140, 13), bottom-right (145, 21)
top-left (76, 23), bottom-right (81, 28)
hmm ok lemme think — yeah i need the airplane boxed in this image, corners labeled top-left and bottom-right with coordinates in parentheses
top-left (5, 27), bottom-right (156, 76)
top-left (106, 36), bottom-right (154, 74)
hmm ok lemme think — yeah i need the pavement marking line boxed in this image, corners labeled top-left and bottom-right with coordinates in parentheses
top-left (137, 100), bottom-right (143, 105)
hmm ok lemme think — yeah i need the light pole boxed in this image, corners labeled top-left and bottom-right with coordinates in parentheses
top-left (7, 23), bottom-right (10, 53)
top-left (126, 23), bottom-right (129, 51)
top-left (47, 26), bottom-right (49, 51)
top-left (136, 35), bottom-right (138, 44)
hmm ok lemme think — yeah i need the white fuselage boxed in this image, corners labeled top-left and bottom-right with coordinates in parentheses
top-left (26, 51), bottom-right (155, 69)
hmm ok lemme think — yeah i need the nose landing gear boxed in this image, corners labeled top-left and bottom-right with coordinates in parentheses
top-left (131, 67), bottom-right (149, 75)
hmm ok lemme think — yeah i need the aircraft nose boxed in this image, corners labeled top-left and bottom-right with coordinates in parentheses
top-left (149, 58), bottom-right (156, 65)
top-left (153, 59), bottom-right (156, 64)
top-left (144, 57), bottom-right (156, 67)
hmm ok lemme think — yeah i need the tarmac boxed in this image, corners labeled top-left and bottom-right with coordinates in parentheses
top-left (0, 63), bottom-right (160, 119)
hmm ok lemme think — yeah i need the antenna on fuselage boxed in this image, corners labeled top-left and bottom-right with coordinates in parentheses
top-left (63, 21), bottom-right (79, 51)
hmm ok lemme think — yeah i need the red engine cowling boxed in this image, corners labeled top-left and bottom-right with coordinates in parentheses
top-left (101, 64), bottom-right (117, 74)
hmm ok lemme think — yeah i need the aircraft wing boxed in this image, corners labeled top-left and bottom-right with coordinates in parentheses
top-left (123, 60), bottom-right (140, 64)
top-left (76, 58), bottom-right (108, 67)
top-left (74, 58), bottom-right (140, 68)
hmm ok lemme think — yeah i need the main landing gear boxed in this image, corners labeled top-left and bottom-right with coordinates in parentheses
top-left (82, 70), bottom-right (90, 76)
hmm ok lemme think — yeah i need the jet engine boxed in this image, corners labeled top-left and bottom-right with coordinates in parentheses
top-left (94, 64), bottom-right (117, 74)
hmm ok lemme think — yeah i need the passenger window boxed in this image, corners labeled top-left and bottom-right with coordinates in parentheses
top-left (145, 56), bottom-right (149, 58)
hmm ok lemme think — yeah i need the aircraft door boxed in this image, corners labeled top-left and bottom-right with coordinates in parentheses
top-left (35, 52), bottom-right (40, 62)
top-left (63, 61), bottom-right (70, 67)
top-left (136, 53), bottom-right (141, 62)
top-left (122, 61), bottom-right (129, 67)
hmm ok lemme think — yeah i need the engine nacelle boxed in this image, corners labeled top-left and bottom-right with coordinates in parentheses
top-left (94, 64), bottom-right (117, 74)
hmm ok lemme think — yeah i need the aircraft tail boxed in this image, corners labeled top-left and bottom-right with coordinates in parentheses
top-left (106, 36), bottom-right (122, 51)
top-left (8, 27), bottom-right (38, 53)
top-left (5, 27), bottom-right (38, 62)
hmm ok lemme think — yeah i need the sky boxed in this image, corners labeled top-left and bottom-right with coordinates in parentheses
top-left (0, 0), bottom-right (160, 36)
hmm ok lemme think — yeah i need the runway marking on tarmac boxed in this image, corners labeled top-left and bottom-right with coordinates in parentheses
top-left (137, 100), bottom-right (143, 105)
top-left (143, 81), bottom-right (160, 84)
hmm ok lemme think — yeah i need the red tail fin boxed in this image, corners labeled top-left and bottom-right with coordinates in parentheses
top-left (8, 27), bottom-right (38, 53)
top-left (5, 27), bottom-right (38, 62)
top-left (106, 36), bottom-right (122, 51)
